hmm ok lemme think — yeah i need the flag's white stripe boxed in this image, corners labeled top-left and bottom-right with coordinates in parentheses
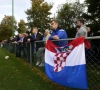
top-left (45, 43), bottom-right (86, 66)
top-left (45, 49), bottom-right (55, 66)
top-left (66, 43), bottom-right (86, 66)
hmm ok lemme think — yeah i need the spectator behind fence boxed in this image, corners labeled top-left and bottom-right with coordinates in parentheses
top-left (75, 20), bottom-right (87, 38)
top-left (36, 29), bottom-right (51, 66)
top-left (96, 30), bottom-right (100, 49)
top-left (49, 20), bottom-right (68, 46)
top-left (10, 37), bottom-right (14, 42)
top-left (85, 27), bottom-right (93, 62)
top-left (13, 34), bottom-right (20, 57)
top-left (18, 33), bottom-right (25, 58)
top-left (15, 34), bottom-right (22, 58)
top-left (22, 33), bottom-right (27, 58)
top-left (23, 31), bottom-right (32, 62)
top-left (14, 35), bottom-right (20, 42)
top-left (96, 30), bottom-right (100, 36)
top-left (87, 27), bottom-right (94, 37)
top-left (97, 30), bottom-right (100, 49)
top-left (27, 27), bottom-right (43, 53)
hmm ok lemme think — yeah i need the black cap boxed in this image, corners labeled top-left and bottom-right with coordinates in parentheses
top-left (26, 31), bottom-right (30, 35)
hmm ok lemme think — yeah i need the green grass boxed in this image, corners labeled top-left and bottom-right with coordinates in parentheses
top-left (0, 47), bottom-right (57, 90)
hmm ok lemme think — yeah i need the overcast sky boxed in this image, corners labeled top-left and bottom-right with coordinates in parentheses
top-left (0, 0), bottom-right (84, 22)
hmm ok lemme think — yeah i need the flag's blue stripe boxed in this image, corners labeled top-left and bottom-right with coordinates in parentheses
top-left (45, 63), bottom-right (88, 89)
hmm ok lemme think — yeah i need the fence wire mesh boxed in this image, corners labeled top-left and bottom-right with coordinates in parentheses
top-left (1, 38), bottom-right (100, 90)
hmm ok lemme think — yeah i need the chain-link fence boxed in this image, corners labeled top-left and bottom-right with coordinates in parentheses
top-left (1, 36), bottom-right (100, 90)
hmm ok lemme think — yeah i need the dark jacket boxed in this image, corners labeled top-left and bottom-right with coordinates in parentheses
top-left (23, 35), bottom-right (32, 48)
top-left (31, 33), bottom-right (44, 51)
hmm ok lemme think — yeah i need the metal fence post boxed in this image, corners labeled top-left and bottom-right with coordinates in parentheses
top-left (15, 43), bottom-right (16, 55)
top-left (30, 42), bottom-right (32, 67)
top-left (8, 43), bottom-right (10, 52)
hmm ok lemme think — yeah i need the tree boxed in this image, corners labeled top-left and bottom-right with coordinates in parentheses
top-left (85, 0), bottom-right (100, 21)
top-left (17, 19), bottom-right (27, 33)
top-left (56, 2), bottom-right (85, 37)
top-left (0, 15), bottom-right (17, 40)
top-left (83, 0), bottom-right (100, 31)
top-left (25, 0), bottom-right (53, 32)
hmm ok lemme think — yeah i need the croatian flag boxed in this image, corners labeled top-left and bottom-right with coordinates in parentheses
top-left (45, 37), bottom-right (90, 89)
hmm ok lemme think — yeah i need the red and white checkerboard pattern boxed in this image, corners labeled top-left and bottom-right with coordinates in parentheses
top-left (54, 52), bottom-right (69, 72)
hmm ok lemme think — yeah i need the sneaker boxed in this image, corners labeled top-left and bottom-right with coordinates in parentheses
top-left (36, 62), bottom-right (40, 66)
top-left (39, 63), bottom-right (44, 67)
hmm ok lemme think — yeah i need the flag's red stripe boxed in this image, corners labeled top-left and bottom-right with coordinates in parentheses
top-left (46, 36), bottom-right (91, 53)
